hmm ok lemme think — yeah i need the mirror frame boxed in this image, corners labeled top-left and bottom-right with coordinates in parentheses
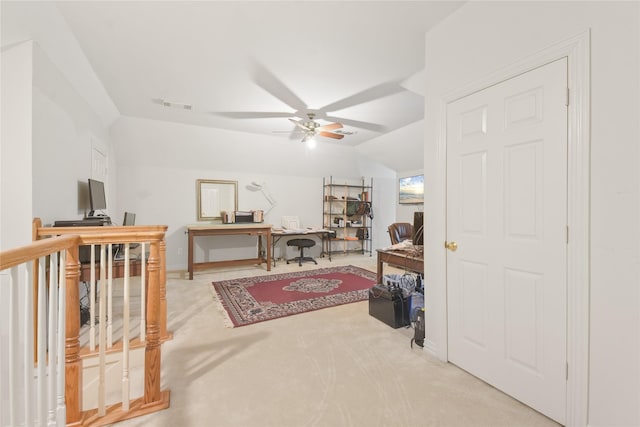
top-left (196, 179), bottom-right (238, 221)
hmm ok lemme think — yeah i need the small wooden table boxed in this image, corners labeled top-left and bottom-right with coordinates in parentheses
top-left (376, 248), bottom-right (424, 284)
top-left (187, 223), bottom-right (272, 280)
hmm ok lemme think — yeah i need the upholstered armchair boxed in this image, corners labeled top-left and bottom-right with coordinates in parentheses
top-left (387, 222), bottom-right (414, 245)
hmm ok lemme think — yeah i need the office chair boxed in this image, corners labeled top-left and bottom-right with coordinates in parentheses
top-left (387, 222), bottom-right (413, 245)
top-left (286, 239), bottom-right (318, 267)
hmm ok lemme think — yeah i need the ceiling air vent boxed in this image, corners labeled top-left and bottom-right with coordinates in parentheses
top-left (154, 98), bottom-right (192, 110)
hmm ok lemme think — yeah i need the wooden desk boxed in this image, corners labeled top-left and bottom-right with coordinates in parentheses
top-left (187, 223), bottom-right (272, 280)
top-left (376, 248), bottom-right (424, 284)
top-left (271, 229), bottom-right (335, 266)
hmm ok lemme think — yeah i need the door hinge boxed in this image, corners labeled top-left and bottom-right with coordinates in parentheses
top-left (565, 88), bottom-right (570, 106)
top-left (566, 362), bottom-right (569, 380)
top-left (566, 226), bottom-right (569, 244)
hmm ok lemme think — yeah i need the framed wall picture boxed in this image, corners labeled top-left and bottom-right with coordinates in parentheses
top-left (399, 174), bottom-right (424, 204)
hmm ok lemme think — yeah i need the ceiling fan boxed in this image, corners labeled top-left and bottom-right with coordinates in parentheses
top-left (288, 113), bottom-right (344, 143)
top-left (208, 61), bottom-right (397, 144)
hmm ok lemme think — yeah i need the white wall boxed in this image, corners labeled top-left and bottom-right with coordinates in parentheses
top-left (1, 2), bottom-right (117, 229)
top-left (0, 41), bottom-right (34, 427)
top-left (1, 42), bottom-right (33, 250)
top-left (423, 2), bottom-right (639, 425)
top-left (355, 119), bottom-right (426, 244)
top-left (32, 44), bottom-right (115, 226)
top-left (356, 120), bottom-right (424, 172)
top-left (1, 1), bottom-right (119, 127)
top-left (111, 116), bottom-right (396, 270)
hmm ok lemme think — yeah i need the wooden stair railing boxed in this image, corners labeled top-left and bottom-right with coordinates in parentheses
top-left (32, 219), bottom-right (171, 426)
top-left (1, 234), bottom-right (78, 426)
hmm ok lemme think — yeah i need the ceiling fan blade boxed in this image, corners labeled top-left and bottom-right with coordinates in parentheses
top-left (320, 80), bottom-right (405, 113)
top-left (289, 118), bottom-right (311, 131)
top-left (325, 116), bottom-right (387, 132)
top-left (250, 61), bottom-right (307, 111)
top-left (212, 111), bottom-right (294, 119)
top-left (317, 122), bottom-right (343, 131)
top-left (318, 131), bottom-right (344, 140)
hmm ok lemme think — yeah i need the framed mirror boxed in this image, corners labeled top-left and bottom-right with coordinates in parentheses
top-left (197, 179), bottom-right (238, 221)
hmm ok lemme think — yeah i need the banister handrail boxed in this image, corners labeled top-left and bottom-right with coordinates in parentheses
top-left (37, 223), bottom-right (172, 342)
top-left (22, 220), bottom-right (171, 425)
top-left (0, 235), bottom-right (79, 270)
top-left (2, 220), bottom-right (171, 425)
top-left (37, 225), bottom-right (168, 244)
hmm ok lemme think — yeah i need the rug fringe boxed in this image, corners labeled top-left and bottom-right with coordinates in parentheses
top-left (208, 283), bottom-right (235, 328)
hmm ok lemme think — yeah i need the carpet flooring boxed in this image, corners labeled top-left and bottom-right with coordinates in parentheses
top-left (113, 256), bottom-right (558, 427)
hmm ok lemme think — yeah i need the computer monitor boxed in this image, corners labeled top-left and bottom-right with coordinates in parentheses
top-left (413, 211), bottom-right (424, 246)
top-left (88, 178), bottom-right (107, 216)
top-left (115, 212), bottom-right (138, 259)
top-left (123, 212), bottom-right (136, 226)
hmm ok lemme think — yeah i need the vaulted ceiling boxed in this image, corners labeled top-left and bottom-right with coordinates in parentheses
top-left (44, 1), bottom-right (464, 147)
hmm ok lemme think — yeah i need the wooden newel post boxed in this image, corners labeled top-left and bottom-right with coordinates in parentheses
top-left (65, 244), bottom-right (82, 425)
top-left (144, 240), bottom-right (162, 406)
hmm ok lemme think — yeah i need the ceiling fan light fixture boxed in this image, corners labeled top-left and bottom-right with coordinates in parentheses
top-left (302, 131), bottom-right (316, 148)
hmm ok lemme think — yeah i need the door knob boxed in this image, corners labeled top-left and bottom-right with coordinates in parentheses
top-left (445, 241), bottom-right (458, 252)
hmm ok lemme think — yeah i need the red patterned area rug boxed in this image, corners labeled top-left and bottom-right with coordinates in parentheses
top-left (212, 265), bottom-right (376, 327)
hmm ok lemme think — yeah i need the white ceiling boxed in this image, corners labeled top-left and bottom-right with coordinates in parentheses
top-left (47, 1), bottom-right (464, 147)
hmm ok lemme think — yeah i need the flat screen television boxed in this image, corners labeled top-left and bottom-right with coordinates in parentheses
top-left (399, 175), bottom-right (424, 204)
top-left (88, 178), bottom-right (107, 216)
top-left (413, 211), bottom-right (424, 246)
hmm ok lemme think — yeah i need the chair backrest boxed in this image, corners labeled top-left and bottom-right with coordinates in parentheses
top-left (388, 222), bottom-right (413, 245)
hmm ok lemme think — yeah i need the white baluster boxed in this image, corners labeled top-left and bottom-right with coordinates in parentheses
top-left (37, 257), bottom-right (47, 426)
top-left (21, 258), bottom-right (35, 425)
top-left (23, 259), bottom-right (35, 425)
top-left (108, 243), bottom-right (113, 348)
top-left (47, 254), bottom-right (58, 426)
top-left (90, 244), bottom-right (96, 351)
top-left (122, 243), bottom-right (131, 410)
top-left (140, 242), bottom-right (146, 342)
top-left (57, 251), bottom-right (67, 426)
top-left (9, 266), bottom-right (19, 426)
top-left (98, 244), bottom-right (107, 416)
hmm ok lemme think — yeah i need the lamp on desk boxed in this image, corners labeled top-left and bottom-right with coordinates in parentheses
top-left (247, 181), bottom-right (277, 216)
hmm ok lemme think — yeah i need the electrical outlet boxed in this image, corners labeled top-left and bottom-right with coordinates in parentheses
top-left (177, 248), bottom-right (183, 256)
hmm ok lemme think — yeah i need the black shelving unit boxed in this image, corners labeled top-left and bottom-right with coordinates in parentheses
top-left (323, 176), bottom-right (373, 256)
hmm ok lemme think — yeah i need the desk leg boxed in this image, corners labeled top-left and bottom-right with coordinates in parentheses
top-left (266, 232), bottom-right (272, 271)
top-left (272, 236), bottom-right (277, 268)
top-left (257, 235), bottom-right (271, 272)
top-left (376, 256), bottom-right (383, 284)
top-left (188, 231), bottom-right (194, 280)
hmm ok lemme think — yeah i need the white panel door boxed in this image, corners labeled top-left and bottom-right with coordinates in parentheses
top-left (446, 59), bottom-right (568, 424)
top-left (91, 146), bottom-right (107, 182)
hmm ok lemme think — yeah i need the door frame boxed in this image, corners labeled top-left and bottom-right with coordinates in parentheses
top-left (430, 30), bottom-right (590, 426)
